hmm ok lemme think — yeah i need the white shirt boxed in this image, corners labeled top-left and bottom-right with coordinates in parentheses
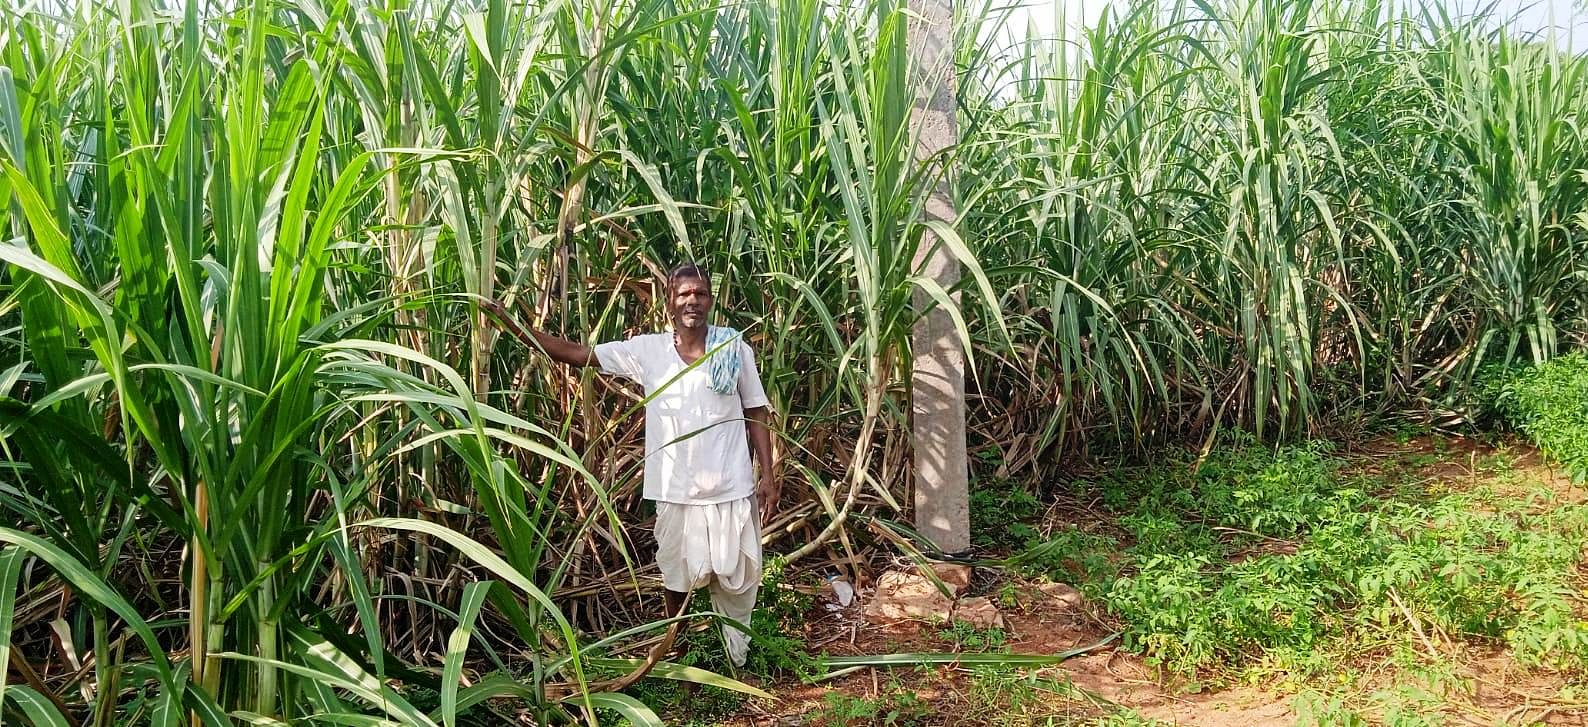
top-left (593, 332), bottom-right (770, 504)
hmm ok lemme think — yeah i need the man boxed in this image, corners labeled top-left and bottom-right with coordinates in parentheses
top-left (508, 262), bottom-right (776, 667)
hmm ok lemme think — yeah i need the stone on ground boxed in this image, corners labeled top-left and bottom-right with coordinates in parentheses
top-left (952, 596), bottom-right (1006, 630)
top-left (922, 562), bottom-right (972, 596)
top-left (1034, 581), bottom-right (1084, 610)
top-left (863, 570), bottom-right (956, 623)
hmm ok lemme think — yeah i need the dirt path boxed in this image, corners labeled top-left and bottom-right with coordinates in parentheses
top-left (1062, 652), bottom-right (1294, 725)
top-left (715, 583), bottom-right (1306, 726)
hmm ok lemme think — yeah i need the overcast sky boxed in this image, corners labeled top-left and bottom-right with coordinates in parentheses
top-left (1001, 0), bottom-right (1588, 50)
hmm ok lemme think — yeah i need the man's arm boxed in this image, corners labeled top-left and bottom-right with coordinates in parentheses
top-left (527, 329), bottom-right (599, 368)
top-left (482, 299), bottom-right (599, 367)
top-left (746, 405), bottom-right (778, 526)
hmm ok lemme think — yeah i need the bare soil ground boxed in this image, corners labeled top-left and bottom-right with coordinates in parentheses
top-left (679, 436), bottom-right (1588, 726)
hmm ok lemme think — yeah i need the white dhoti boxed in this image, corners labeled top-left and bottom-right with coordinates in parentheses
top-left (654, 495), bottom-right (761, 666)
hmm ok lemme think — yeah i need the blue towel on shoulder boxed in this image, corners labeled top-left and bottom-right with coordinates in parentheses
top-left (705, 326), bottom-right (742, 396)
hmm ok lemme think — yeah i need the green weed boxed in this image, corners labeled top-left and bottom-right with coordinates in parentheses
top-left (671, 560), bottom-right (819, 682)
top-left (963, 666), bottom-right (1071, 727)
top-left (808, 682), bottom-right (928, 727)
top-left (1293, 691), bottom-right (1371, 726)
top-left (971, 470), bottom-right (1045, 548)
top-left (612, 612), bottom-right (750, 723)
top-left (936, 620), bottom-right (1009, 652)
top-left (622, 561), bottom-right (818, 720)
top-left (1014, 436), bottom-right (1588, 684)
top-left (1490, 353), bottom-right (1588, 482)
top-left (616, 679), bottom-right (745, 727)
top-left (744, 561), bottom-right (822, 681)
top-left (1011, 527), bottom-right (1121, 592)
top-left (1088, 712), bottom-right (1167, 727)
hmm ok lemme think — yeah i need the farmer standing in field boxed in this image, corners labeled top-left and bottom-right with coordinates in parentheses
top-left (497, 262), bottom-right (776, 667)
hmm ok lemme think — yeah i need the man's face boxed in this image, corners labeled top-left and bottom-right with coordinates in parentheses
top-left (668, 275), bottom-right (713, 331)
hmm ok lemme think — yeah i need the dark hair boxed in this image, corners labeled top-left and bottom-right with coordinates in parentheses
top-left (667, 262), bottom-right (712, 291)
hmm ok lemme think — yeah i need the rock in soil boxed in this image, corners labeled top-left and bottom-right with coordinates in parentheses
top-left (1034, 581), bottom-right (1084, 610)
top-left (922, 562), bottom-right (973, 596)
top-left (952, 596), bottom-right (1006, 630)
top-left (863, 570), bottom-right (956, 623)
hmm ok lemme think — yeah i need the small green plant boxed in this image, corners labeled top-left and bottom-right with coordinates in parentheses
top-left (668, 560), bottom-right (818, 683)
top-left (1490, 353), bottom-right (1588, 482)
top-left (745, 559), bottom-right (822, 680)
top-left (971, 452), bottom-right (1045, 548)
top-left (624, 561), bottom-right (816, 720)
top-left (936, 619), bottom-right (1009, 652)
top-left (616, 679), bottom-right (746, 727)
top-left (1091, 711), bottom-right (1168, 727)
top-left (1389, 423), bottom-right (1432, 446)
top-left (997, 582), bottom-right (1025, 609)
top-left (1293, 691), bottom-right (1371, 727)
top-left (963, 666), bottom-right (1072, 727)
top-left (1011, 526), bottom-right (1121, 589)
top-left (1191, 435), bottom-right (1357, 538)
top-left (808, 682), bottom-right (928, 727)
top-left (620, 608), bottom-right (752, 721)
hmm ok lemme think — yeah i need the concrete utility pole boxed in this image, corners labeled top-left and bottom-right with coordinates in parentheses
top-left (906, 0), bottom-right (969, 552)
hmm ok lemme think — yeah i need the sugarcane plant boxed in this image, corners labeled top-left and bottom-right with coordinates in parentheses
top-left (1, 0), bottom-right (1586, 723)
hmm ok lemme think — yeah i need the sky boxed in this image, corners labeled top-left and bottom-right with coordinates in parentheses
top-left (1000, 0), bottom-right (1588, 50)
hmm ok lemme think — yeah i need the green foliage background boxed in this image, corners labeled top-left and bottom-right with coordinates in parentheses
top-left (0, 0), bottom-right (1585, 722)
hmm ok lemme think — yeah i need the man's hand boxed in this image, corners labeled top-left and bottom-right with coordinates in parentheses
top-left (757, 471), bottom-right (781, 528)
top-left (745, 405), bottom-right (777, 527)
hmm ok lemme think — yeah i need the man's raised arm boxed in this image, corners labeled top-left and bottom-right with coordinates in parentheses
top-left (482, 299), bottom-right (599, 368)
top-left (528, 329), bottom-right (599, 368)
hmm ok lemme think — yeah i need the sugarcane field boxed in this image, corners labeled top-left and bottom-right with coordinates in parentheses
top-left (2, 0), bottom-right (1588, 723)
